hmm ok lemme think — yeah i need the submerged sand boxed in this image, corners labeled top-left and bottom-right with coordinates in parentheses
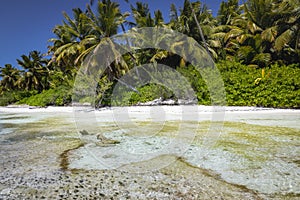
top-left (0, 106), bottom-right (299, 199)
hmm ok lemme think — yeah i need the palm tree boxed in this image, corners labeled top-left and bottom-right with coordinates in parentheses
top-left (129, 2), bottom-right (170, 66)
top-left (48, 8), bottom-right (91, 72)
top-left (16, 51), bottom-right (49, 92)
top-left (240, 0), bottom-right (300, 65)
top-left (209, 0), bottom-right (240, 59)
top-left (85, 0), bottom-right (130, 80)
top-left (271, 0), bottom-right (300, 63)
top-left (217, 0), bottom-right (240, 25)
top-left (169, 0), bottom-right (218, 59)
top-left (0, 64), bottom-right (20, 91)
top-left (130, 2), bottom-right (165, 27)
top-left (214, 0), bottom-right (300, 66)
top-left (75, 0), bottom-right (130, 65)
top-left (49, 0), bottom-right (130, 74)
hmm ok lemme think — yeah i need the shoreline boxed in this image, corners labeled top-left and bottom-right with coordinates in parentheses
top-left (1, 104), bottom-right (299, 130)
top-left (0, 105), bottom-right (299, 113)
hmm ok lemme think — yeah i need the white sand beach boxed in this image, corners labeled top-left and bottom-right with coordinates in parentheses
top-left (1, 105), bottom-right (299, 128)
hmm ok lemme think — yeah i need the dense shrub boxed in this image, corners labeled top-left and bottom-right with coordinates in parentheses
top-left (177, 65), bottom-right (211, 105)
top-left (218, 61), bottom-right (300, 108)
top-left (0, 90), bottom-right (36, 106)
top-left (18, 85), bottom-right (72, 107)
top-left (111, 83), bottom-right (174, 106)
top-left (168, 61), bottom-right (299, 108)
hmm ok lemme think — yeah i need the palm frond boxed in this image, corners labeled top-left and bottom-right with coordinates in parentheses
top-left (275, 28), bottom-right (294, 51)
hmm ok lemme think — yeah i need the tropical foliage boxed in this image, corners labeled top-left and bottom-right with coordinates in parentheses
top-left (212, 0), bottom-right (300, 66)
top-left (0, 0), bottom-right (299, 108)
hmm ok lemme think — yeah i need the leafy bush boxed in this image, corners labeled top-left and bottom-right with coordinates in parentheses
top-left (111, 83), bottom-right (174, 106)
top-left (171, 61), bottom-right (299, 108)
top-left (177, 65), bottom-right (211, 105)
top-left (18, 85), bottom-right (72, 107)
top-left (0, 90), bottom-right (36, 106)
top-left (217, 61), bottom-right (300, 108)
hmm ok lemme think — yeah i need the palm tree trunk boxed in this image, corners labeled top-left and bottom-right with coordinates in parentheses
top-left (189, 2), bottom-right (213, 61)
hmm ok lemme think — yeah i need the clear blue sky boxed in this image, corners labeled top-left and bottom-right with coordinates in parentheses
top-left (0, 0), bottom-right (223, 68)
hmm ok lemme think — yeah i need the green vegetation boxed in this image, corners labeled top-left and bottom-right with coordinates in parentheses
top-left (18, 85), bottom-right (72, 107)
top-left (112, 83), bottom-right (175, 106)
top-left (0, 0), bottom-right (299, 108)
top-left (0, 90), bottom-right (36, 106)
top-left (218, 61), bottom-right (300, 108)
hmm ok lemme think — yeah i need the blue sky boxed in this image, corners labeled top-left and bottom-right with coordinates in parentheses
top-left (0, 0), bottom-right (223, 68)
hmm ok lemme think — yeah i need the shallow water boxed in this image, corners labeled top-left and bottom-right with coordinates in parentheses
top-left (69, 120), bottom-right (299, 195)
top-left (0, 106), bottom-right (299, 197)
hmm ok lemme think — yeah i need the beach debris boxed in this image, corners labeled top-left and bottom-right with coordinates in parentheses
top-left (79, 130), bottom-right (89, 135)
top-left (136, 98), bottom-right (197, 106)
top-left (79, 130), bottom-right (120, 146)
top-left (96, 133), bottom-right (120, 146)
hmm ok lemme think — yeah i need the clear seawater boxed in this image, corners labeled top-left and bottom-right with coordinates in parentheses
top-left (0, 107), bottom-right (299, 196)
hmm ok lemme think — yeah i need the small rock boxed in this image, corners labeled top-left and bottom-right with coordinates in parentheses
top-left (96, 133), bottom-right (108, 141)
top-left (96, 133), bottom-right (120, 145)
top-left (80, 130), bottom-right (89, 135)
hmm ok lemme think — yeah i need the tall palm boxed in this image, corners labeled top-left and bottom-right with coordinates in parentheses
top-left (16, 51), bottom-right (49, 92)
top-left (49, 0), bottom-right (130, 77)
top-left (271, 0), bottom-right (300, 63)
top-left (129, 2), bottom-right (171, 66)
top-left (210, 0), bottom-right (240, 59)
top-left (215, 0), bottom-right (300, 66)
top-left (85, 0), bottom-right (130, 80)
top-left (48, 8), bottom-right (91, 72)
top-left (0, 64), bottom-right (20, 91)
top-left (240, 0), bottom-right (300, 65)
top-left (217, 0), bottom-right (240, 26)
top-left (130, 2), bottom-right (164, 27)
top-left (170, 0), bottom-right (218, 59)
top-left (76, 0), bottom-right (130, 66)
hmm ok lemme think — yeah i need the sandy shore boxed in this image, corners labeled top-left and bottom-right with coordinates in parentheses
top-left (1, 105), bottom-right (298, 113)
top-left (1, 105), bottom-right (299, 129)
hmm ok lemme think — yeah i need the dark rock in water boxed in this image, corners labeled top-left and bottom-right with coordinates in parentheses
top-left (95, 141), bottom-right (119, 147)
top-left (96, 133), bottom-right (107, 141)
top-left (79, 130), bottom-right (89, 135)
top-left (96, 133), bottom-right (120, 146)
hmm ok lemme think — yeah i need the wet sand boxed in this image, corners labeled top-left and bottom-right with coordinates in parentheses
top-left (0, 137), bottom-right (263, 199)
top-left (0, 106), bottom-right (299, 199)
